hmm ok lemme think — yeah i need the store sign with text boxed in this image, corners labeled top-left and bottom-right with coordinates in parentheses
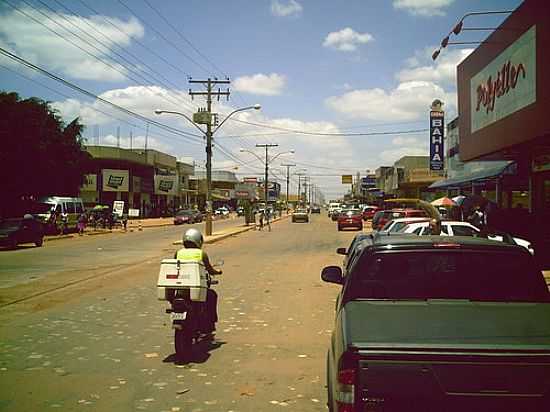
top-left (471, 25), bottom-right (536, 133)
top-left (102, 169), bottom-right (129, 192)
top-left (154, 175), bottom-right (177, 195)
top-left (430, 111), bottom-right (445, 171)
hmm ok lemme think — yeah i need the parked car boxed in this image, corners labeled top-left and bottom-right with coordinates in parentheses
top-left (361, 205), bottom-right (379, 221)
top-left (174, 209), bottom-right (202, 225)
top-left (337, 209), bottom-right (363, 231)
top-left (292, 208), bottom-right (309, 223)
top-left (0, 216), bottom-right (44, 249)
top-left (323, 233), bottom-right (550, 411)
top-left (35, 196), bottom-right (85, 234)
top-left (371, 208), bottom-right (428, 231)
top-left (378, 216), bottom-right (431, 234)
top-left (214, 207), bottom-right (230, 217)
top-left (401, 220), bottom-right (535, 255)
top-left (327, 202), bottom-right (341, 217)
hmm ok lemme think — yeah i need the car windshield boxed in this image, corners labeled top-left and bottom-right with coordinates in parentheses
top-left (348, 251), bottom-right (550, 303)
top-left (0, 219), bottom-right (22, 230)
top-left (296, 209), bottom-right (307, 213)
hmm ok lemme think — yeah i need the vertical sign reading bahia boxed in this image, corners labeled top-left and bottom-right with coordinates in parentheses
top-left (471, 25), bottom-right (536, 133)
top-left (429, 99), bottom-right (444, 171)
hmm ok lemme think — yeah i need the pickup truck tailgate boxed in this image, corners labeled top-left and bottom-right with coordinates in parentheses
top-left (343, 300), bottom-right (550, 409)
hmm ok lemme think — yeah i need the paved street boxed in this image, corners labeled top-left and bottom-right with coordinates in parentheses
top-left (0, 216), bottom-right (248, 302)
top-left (0, 213), bottom-right (360, 411)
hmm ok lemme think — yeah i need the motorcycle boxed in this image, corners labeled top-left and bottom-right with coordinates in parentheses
top-left (157, 258), bottom-right (223, 359)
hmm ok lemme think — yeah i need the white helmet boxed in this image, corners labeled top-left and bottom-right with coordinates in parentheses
top-left (183, 228), bottom-right (203, 248)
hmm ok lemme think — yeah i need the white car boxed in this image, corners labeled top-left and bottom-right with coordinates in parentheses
top-left (214, 207), bottom-right (230, 216)
top-left (401, 220), bottom-right (535, 255)
top-left (378, 217), bottom-right (431, 234)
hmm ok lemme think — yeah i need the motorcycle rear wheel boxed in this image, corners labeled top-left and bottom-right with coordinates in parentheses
top-left (174, 329), bottom-right (192, 359)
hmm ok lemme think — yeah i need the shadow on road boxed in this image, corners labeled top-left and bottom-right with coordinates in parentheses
top-left (163, 337), bottom-right (227, 365)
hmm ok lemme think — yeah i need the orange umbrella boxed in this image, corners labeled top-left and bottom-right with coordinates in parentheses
top-left (430, 197), bottom-right (457, 207)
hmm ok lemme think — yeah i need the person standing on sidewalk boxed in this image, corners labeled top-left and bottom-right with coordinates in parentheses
top-left (77, 212), bottom-right (87, 236)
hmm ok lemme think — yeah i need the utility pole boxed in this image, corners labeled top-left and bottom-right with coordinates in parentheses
top-left (255, 143), bottom-right (279, 208)
top-left (189, 78), bottom-right (230, 236)
top-left (281, 163), bottom-right (295, 212)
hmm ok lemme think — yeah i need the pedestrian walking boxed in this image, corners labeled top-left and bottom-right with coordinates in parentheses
top-left (258, 210), bottom-right (264, 231)
top-left (77, 212), bottom-right (87, 235)
top-left (265, 208), bottom-right (272, 232)
top-left (122, 214), bottom-right (128, 231)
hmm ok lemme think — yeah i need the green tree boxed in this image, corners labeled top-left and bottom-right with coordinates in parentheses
top-left (0, 91), bottom-right (91, 216)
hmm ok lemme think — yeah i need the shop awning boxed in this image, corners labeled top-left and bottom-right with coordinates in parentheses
top-left (428, 162), bottom-right (516, 190)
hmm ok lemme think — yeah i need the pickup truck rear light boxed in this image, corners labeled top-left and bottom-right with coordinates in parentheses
top-left (336, 368), bottom-right (355, 411)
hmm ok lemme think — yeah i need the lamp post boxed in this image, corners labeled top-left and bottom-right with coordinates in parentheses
top-left (240, 147), bottom-right (294, 207)
top-left (431, 10), bottom-right (513, 60)
top-left (155, 104), bottom-right (261, 236)
top-left (281, 163), bottom-right (296, 212)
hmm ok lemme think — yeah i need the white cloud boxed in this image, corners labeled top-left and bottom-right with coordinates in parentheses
top-left (0, 6), bottom-right (144, 81)
top-left (397, 48), bottom-right (473, 86)
top-left (233, 73), bottom-right (286, 96)
top-left (326, 80), bottom-right (453, 122)
top-left (100, 133), bottom-right (172, 154)
top-left (393, 0), bottom-right (454, 17)
top-left (392, 136), bottom-right (419, 146)
top-left (379, 145), bottom-right (428, 163)
top-left (323, 27), bottom-right (374, 52)
top-left (270, 0), bottom-right (303, 17)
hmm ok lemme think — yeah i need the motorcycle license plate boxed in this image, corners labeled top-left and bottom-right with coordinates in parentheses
top-left (171, 312), bottom-right (187, 321)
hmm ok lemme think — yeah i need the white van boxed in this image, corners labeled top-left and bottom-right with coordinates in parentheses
top-left (36, 196), bottom-right (84, 233)
top-left (328, 202), bottom-right (341, 217)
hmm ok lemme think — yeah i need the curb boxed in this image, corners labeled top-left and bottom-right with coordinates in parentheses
top-left (44, 234), bottom-right (74, 242)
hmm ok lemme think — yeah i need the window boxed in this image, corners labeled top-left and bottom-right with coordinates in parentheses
top-left (346, 251), bottom-right (548, 303)
top-left (451, 225), bottom-right (477, 237)
top-left (64, 202), bottom-right (75, 214)
top-left (74, 202), bottom-right (83, 214)
top-left (413, 227), bottom-right (423, 235)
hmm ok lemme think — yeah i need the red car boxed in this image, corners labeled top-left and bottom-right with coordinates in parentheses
top-left (337, 209), bottom-right (363, 231)
top-left (372, 208), bottom-right (428, 231)
top-left (362, 205), bottom-right (379, 221)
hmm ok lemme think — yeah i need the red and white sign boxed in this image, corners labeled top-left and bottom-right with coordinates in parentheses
top-left (470, 25), bottom-right (536, 133)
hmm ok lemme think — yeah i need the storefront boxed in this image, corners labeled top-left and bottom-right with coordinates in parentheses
top-left (456, 0), bottom-right (550, 257)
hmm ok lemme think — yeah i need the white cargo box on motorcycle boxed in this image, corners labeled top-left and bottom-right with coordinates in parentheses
top-left (157, 259), bottom-right (208, 302)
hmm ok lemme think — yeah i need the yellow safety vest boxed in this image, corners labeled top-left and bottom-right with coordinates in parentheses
top-left (176, 248), bottom-right (204, 263)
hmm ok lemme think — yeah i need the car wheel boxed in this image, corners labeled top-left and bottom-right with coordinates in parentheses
top-left (35, 237), bottom-right (44, 247)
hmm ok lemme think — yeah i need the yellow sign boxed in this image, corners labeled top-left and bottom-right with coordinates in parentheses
top-left (341, 175), bottom-right (353, 184)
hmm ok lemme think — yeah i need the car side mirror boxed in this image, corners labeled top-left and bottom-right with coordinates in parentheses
top-left (336, 247), bottom-right (347, 255)
top-left (321, 266), bottom-right (343, 284)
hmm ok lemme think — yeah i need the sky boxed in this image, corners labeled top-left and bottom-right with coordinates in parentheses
top-left (0, 0), bottom-right (523, 199)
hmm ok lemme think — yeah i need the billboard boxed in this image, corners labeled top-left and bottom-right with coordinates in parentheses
top-left (429, 110), bottom-right (445, 171)
top-left (341, 175), bottom-right (353, 184)
top-left (102, 169), bottom-right (129, 192)
top-left (361, 176), bottom-right (376, 189)
top-left (154, 175), bottom-right (177, 195)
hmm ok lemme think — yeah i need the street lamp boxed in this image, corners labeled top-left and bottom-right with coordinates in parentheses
top-left (155, 104), bottom-right (261, 236)
top-left (431, 10), bottom-right (513, 60)
top-left (240, 146), bottom-right (294, 207)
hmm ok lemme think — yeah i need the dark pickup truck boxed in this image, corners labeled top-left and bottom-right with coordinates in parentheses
top-left (322, 234), bottom-right (550, 411)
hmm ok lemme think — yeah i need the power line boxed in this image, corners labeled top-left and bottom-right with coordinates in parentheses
top-left (116, 0), bottom-right (212, 75)
top-left (0, 46), bottom-right (203, 143)
top-left (228, 117), bottom-right (429, 137)
top-left (74, 0), bottom-right (193, 80)
top-left (0, 63), bottom-right (203, 147)
top-left (140, 0), bottom-right (227, 78)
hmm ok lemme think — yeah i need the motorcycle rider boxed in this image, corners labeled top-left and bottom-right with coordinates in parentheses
top-left (174, 228), bottom-right (222, 334)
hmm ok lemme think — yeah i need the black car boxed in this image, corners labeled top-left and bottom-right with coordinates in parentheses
top-left (0, 217), bottom-right (44, 249)
top-left (311, 206), bottom-right (321, 214)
